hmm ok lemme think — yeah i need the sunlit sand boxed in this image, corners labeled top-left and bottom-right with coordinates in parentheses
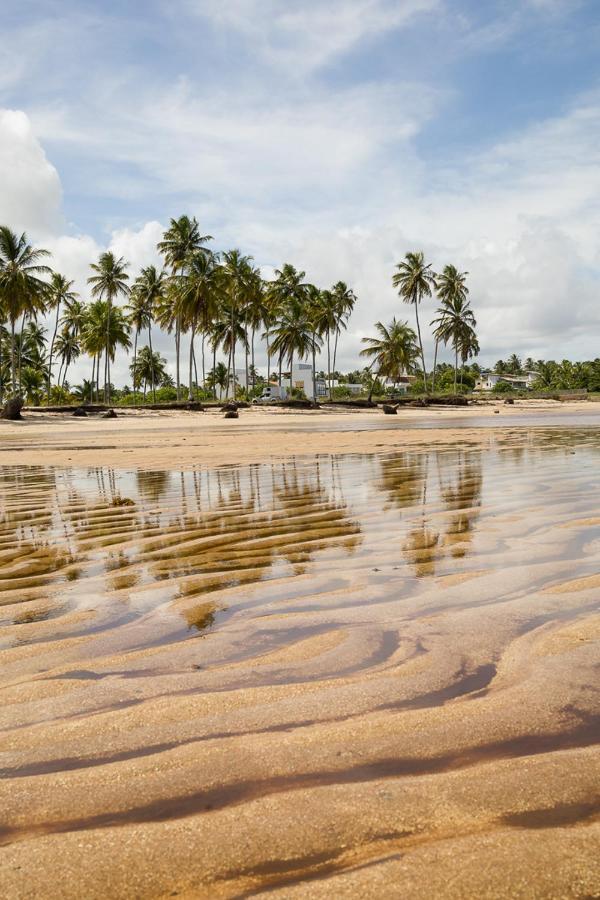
top-left (0, 406), bottom-right (599, 897)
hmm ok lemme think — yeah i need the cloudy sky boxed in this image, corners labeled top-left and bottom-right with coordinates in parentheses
top-left (1, 0), bottom-right (599, 384)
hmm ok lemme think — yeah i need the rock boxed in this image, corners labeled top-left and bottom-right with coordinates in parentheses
top-left (494, 409), bottom-right (500, 414)
top-left (72, 407), bottom-right (88, 417)
top-left (0, 397), bottom-right (23, 420)
top-left (224, 410), bottom-right (239, 419)
top-left (504, 398), bottom-right (515, 405)
top-left (382, 404), bottom-right (398, 415)
top-left (185, 401), bottom-right (204, 411)
top-left (102, 409), bottom-right (117, 418)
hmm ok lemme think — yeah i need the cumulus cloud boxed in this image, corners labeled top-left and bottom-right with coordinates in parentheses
top-left (0, 109), bottom-right (63, 235)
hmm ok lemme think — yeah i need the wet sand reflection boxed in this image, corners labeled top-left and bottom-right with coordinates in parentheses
top-left (0, 429), bottom-right (599, 898)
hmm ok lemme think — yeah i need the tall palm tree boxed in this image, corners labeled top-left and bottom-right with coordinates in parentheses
top-left (46, 273), bottom-right (77, 404)
top-left (81, 299), bottom-right (131, 400)
top-left (269, 296), bottom-right (319, 395)
top-left (0, 227), bottom-right (51, 397)
top-left (127, 265), bottom-right (166, 403)
top-left (305, 284), bottom-right (324, 402)
top-left (431, 294), bottom-right (476, 393)
top-left (311, 288), bottom-right (337, 398)
top-left (392, 251), bottom-right (436, 392)
top-left (157, 216), bottom-right (212, 400)
top-left (330, 281), bottom-right (357, 379)
top-left (433, 265), bottom-right (470, 392)
top-left (176, 251), bottom-right (223, 399)
top-left (88, 252), bottom-right (130, 403)
top-left (54, 329), bottom-right (81, 389)
top-left (130, 346), bottom-right (167, 400)
top-left (221, 250), bottom-right (252, 398)
top-left (267, 264), bottom-right (308, 391)
top-left (360, 318), bottom-right (419, 400)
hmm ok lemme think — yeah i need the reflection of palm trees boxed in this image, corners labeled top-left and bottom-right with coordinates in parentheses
top-left (378, 448), bottom-right (484, 577)
top-left (437, 451), bottom-right (483, 554)
top-left (136, 470), bottom-right (172, 503)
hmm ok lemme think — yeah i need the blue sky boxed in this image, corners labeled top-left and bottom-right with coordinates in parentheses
top-left (1, 0), bottom-right (599, 381)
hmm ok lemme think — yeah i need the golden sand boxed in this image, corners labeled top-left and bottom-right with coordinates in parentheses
top-left (0, 404), bottom-right (598, 898)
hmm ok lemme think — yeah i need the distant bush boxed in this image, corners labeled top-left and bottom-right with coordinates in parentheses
top-left (331, 385), bottom-right (353, 399)
top-left (492, 381), bottom-right (515, 394)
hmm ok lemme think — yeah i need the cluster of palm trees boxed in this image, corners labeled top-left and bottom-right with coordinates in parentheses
top-left (0, 218), bottom-right (357, 405)
top-left (361, 251), bottom-right (479, 393)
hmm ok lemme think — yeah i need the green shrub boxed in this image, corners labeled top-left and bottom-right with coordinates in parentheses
top-left (492, 380), bottom-right (515, 394)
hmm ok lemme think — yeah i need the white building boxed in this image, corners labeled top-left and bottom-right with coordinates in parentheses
top-left (475, 371), bottom-right (539, 391)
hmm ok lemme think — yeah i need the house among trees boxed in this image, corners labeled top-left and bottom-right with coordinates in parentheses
top-left (476, 370), bottom-right (539, 391)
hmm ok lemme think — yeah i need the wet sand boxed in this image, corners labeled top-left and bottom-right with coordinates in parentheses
top-left (0, 406), bottom-right (599, 898)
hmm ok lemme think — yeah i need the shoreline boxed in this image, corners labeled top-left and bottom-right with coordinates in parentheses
top-left (1, 400), bottom-right (598, 471)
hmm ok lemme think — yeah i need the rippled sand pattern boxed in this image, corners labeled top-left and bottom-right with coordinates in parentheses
top-left (1, 429), bottom-right (599, 898)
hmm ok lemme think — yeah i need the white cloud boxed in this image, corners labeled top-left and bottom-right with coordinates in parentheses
top-left (0, 109), bottom-right (63, 235)
top-left (189, 0), bottom-right (440, 73)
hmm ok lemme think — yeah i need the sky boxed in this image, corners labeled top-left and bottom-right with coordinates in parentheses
top-left (1, 0), bottom-right (599, 385)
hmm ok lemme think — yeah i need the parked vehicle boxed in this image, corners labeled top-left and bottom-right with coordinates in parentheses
top-left (252, 384), bottom-right (288, 404)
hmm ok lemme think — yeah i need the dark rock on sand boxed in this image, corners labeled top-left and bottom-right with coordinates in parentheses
top-left (0, 397), bottom-right (24, 420)
top-left (72, 407), bottom-right (88, 417)
top-left (382, 404), bottom-right (398, 415)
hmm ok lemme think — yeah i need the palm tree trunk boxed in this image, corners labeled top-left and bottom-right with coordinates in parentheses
top-left (188, 324), bottom-right (195, 401)
top-left (311, 331), bottom-right (317, 402)
top-left (266, 330), bottom-right (271, 383)
top-left (17, 312), bottom-right (26, 394)
top-left (97, 351), bottom-right (102, 402)
top-left (231, 297), bottom-right (236, 400)
top-left (10, 317), bottom-right (17, 397)
top-left (105, 297), bottom-right (111, 404)
top-left (431, 339), bottom-right (439, 394)
top-left (244, 314), bottom-right (249, 397)
top-left (175, 318), bottom-right (181, 401)
top-left (278, 352), bottom-right (282, 395)
top-left (333, 328), bottom-right (339, 380)
top-left (414, 302), bottom-right (428, 392)
top-left (201, 332), bottom-right (205, 392)
top-left (454, 347), bottom-right (458, 393)
top-left (289, 350), bottom-right (294, 394)
top-left (91, 355), bottom-right (96, 401)
top-left (132, 328), bottom-right (138, 405)
top-left (251, 327), bottom-right (256, 390)
top-left (327, 331), bottom-right (332, 399)
top-left (212, 344), bottom-right (217, 399)
top-left (47, 301), bottom-right (61, 405)
top-left (148, 324), bottom-right (156, 403)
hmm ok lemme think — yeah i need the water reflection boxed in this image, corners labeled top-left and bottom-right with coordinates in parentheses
top-left (2, 429), bottom-right (599, 655)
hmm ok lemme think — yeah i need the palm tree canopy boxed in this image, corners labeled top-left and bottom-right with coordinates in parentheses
top-left (88, 252), bottom-right (130, 302)
top-left (360, 318), bottom-right (419, 381)
top-left (127, 265), bottom-right (166, 332)
top-left (392, 251), bottom-right (436, 306)
top-left (157, 216), bottom-right (212, 271)
top-left (270, 296), bottom-right (320, 365)
top-left (81, 300), bottom-right (131, 360)
top-left (0, 226), bottom-right (52, 323)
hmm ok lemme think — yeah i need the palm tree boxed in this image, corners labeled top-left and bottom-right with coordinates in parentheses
top-left (20, 366), bottom-right (45, 405)
top-left (175, 251), bottom-right (223, 400)
top-left (88, 252), bottom-right (130, 402)
top-left (507, 353), bottom-right (522, 375)
top-left (205, 361), bottom-right (229, 399)
top-left (222, 250), bottom-right (252, 397)
top-left (210, 302), bottom-right (248, 398)
top-left (46, 273), bottom-right (77, 404)
top-left (73, 379), bottom-right (94, 404)
top-left (157, 216), bottom-right (212, 400)
top-left (127, 265), bottom-right (166, 403)
top-left (392, 251), bottom-right (436, 392)
top-left (431, 287), bottom-right (476, 392)
top-left (305, 285), bottom-right (324, 401)
top-left (269, 297), bottom-right (319, 395)
top-left (54, 329), bottom-right (81, 389)
top-left (267, 264), bottom-right (309, 391)
top-left (0, 226), bottom-right (51, 397)
top-left (330, 281), bottom-right (357, 379)
top-left (81, 300), bottom-right (131, 400)
top-left (360, 318), bottom-right (419, 400)
top-left (311, 288), bottom-right (337, 398)
top-left (130, 346), bottom-right (167, 400)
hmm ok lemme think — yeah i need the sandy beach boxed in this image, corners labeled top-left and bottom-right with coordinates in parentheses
top-left (0, 402), bottom-right (599, 898)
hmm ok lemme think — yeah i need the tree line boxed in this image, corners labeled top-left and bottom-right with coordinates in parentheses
top-left (0, 218), bottom-right (357, 405)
